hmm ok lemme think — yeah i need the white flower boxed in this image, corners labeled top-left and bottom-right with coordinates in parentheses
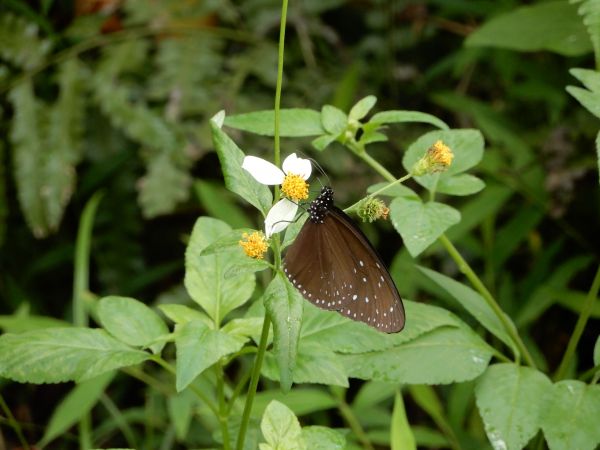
top-left (242, 153), bottom-right (312, 238)
top-left (264, 198), bottom-right (299, 238)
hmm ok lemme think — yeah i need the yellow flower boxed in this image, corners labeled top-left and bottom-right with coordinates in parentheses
top-left (411, 140), bottom-right (454, 176)
top-left (239, 231), bottom-right (269, 259)
top-left (281, 173), bottom-right (309, 201)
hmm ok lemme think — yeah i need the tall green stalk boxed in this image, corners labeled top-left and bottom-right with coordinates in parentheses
top-left (236, 1), bottom-right (289, 448)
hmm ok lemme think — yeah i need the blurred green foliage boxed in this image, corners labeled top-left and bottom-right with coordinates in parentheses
top-left (1, 0), bottom-right (600, 449)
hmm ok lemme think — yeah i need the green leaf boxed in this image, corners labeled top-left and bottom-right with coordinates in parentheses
top-left (194, 180), bottom-right (252, 228)
top-left (369, 110), bottom-right (449, 130)
top-left (597, 131), bottom-right (600, 185)
top-left (175, 320), bottom-right (245, 392)
top-left (224, 109), bottom-right (323, 137)
top-left (540, 381), bottom-right (600, 450)
top-left (263, 342), bottom-right (348, 387)
top-left (465, 1), bottom-right (593, 56)
top-left (417, 266), bottom-right (518, 355)
top-left (570, 68), bottom-right (600, 93)
top-left (252, 388), bottom-right (337, 418)
top-left (389, 196), bottom-right (461, 257)
top-left (210, 121), bottom-right (273, 215)
top-left (311, 134), bottom-right (337, 152)
top-left (168, 389), bottom-right (196, 440)
top-left (98, 296), bottom-right (169, 354)
top-left (594, 334), bottom-right (600, 366)
top-left (40, 371), bottom-right (115, 446)
top-left (475, 363), bottom-right (552, 450)
top-left (321, 105), bottom-right (348, 135)
top-left (391, 391), bottom-right (416, 450)
top-left (301, 300), bottom-right (461, 354)
top-left (221, 317), bottom-right (264, 340)
top-left (0, 313), bottom-right (69, 333)
top-left (572, 0), bottom-right (600, 65)
top-left (0, 14), bottom-right (52, 69)
top-left (349, 95), bottom-right (377, 120)
top-left (567, 85), bottom-right (600, 120)
top-left (353, 381), bottom-right (397, 410)
top-left (199, 228), bottom-right (255, 255)
top-left (158, 304), bottom-right (212, 326)
top-left (0, 328), bottom-right (150, 383)
top-left (263, 274), bottom-right (303, 391)
top-left (436, 174), bottom-right (485, 196)
top-left (302, 426), bottom-right (346, 450)
top-left (340, 326), bottom-right (493, 384)
top-left (184, 217), bottom-right (255, 324)
top-left (402, 129), bottom-right (485, 195)
top-left (259, 400), bottom-right (305, 450)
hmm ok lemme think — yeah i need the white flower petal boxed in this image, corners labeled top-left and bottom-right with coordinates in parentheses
top-left (264, 199), bottom-right (298, 238)
top-left (282, 153), bottom-right (312, 180)
top-left (242, 156), bottom-right (285, 185)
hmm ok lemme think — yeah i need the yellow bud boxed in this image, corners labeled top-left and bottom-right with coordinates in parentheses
top-left (239, 231), bottom-right (269, 259)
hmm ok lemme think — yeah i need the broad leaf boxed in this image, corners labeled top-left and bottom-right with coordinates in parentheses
top-left (168, 389), bottom-right (196, 440)
top-left (0, 328), bottom-right (149, 383)
top-left (369, 110), bottom-right (449, 130)
top-left (224, 109), bottom-right (323, 137)
top-left (390, 196), bottom-right (461, 257)
top-left (302, 426), bottom-right (346, 450)
top-left (175, 320), bottom-right (245, 392)
top-left (436, 174), bottom-right (485, 196)
top-left (300, 300), bottom-right (461, 354)
top-left (349, 95), bottom-right (377, 120)
top-left (158, 304), bottom-right (212, 326)
top-left (321, 105), bottom-right (348, 135)
top-left (465, 1), bottom-right (593, 56)
top-left (98, 296), bottom-right (169, 354)
top-left (340, 326), bottom-right (493, 384)
top-left (540, 381), bottom-right (600, 450)
top-left (260, 400), bottom-right (305, 450)
top-left (263, 274), bottom-right (303, 391)
top-left (417, 267), bottom-right (518, 356)
top-left (40, 371), bottom-right (115, 446)
top-left (594, 334), bottom-right (600, 366)
top-left (252, 388), bottom-right (337, 419)
top-left (475, 363), bottom-right (551, 450)
top-left (263, 342), bottom-right (348, 387)
top-left (185, 217), bottom-right (255, 324)
top-left (210, 121), bottom-right (272, 215)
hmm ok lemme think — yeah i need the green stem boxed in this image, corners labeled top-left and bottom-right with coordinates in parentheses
top-left (0, 394), bottom-right (30, 450)
top-left (333, 390), bottom-right (375, 450)
top-left (100, 394), bottom-right (138, 449)
top-left (236, 314), bottom-right (272, 450)
top-left (438, 234), bottom-right (537, 369)
top-left (73, 192), bottom-right (103, 327)
top-left (344, 173), bottom-right (412, 214)
top-left (273, 0), bottom-right (289, 168)
top-left (347, 139), bottom-right (397, 182)
top-left (216, 362), bottom-right (231, 450)
top-left (73, 192), bottom-right (103, 450)
top-left (150, 356), bottom-right (220, 416)
top-left (554, 263), bottom-right (600, 381)
top-left (227, 365), bottom-right (254, 414)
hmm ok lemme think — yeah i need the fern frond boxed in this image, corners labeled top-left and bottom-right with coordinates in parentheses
top-left (572, 0), bottom-right (600, 66)
top-left (45, 58), bottom-right (87, 229)
top-left (9, 81), bottom-right (49, 237)
top-left (138, 151), bottom-right (192, 218)
top-left (149, 35), bottom-right (223, 116)
top-left (0, 13), bottom-right (51, 69)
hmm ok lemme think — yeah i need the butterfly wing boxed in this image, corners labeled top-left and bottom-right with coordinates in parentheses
top-left (284, 207), bottom-right (405, 333)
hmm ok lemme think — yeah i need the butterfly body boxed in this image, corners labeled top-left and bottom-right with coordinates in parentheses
top-left (283, 186), bottom-right (405, 333)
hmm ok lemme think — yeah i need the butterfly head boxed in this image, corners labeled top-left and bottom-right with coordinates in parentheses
top-left (308, 186), bottom-right (334, 224)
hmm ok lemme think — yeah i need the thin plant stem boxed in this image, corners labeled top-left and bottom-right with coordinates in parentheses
top-left (227, 366), bottom-right (254, 414)
top-left (216, 363), bottom-right (231, 450)
top-left (0, 394), bottom-right (30, 450)
top-left (73, 192), bottom-right (103, 450)
top-left (346, 139), bottom-right (397, 182)
top-left (344, 173), bottom-right (412, 214)
top-left (236, 314), bottom-right (272, 450)
top-left (150, 356), bottom-right (220, 416)
top-left (554, 263), bottom-right (600, 381)
top-left (438, 234), bottom-right (537, 369)
top-left (333, 390), bottom-right (375, 450)
top-left (236, 1), bottom-right (288, 448)
top-left (99, 394), bottom-right (138, 449)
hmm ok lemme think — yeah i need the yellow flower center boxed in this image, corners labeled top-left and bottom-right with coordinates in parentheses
top-left (281, 174), bottom-right (309, 201)
top-left (428, 140), bottom-right (454, 168)
top-left (239, 231), bottom-right (268, 259)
